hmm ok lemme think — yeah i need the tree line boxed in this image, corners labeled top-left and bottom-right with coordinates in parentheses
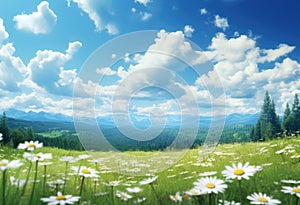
top-left (250, 91), bottom-right (300, 141)
top-left (0, 112), bottom-right (83, 150)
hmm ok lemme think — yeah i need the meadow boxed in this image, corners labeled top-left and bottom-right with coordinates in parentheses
top-left (1, 136), bottom-right (300, 205)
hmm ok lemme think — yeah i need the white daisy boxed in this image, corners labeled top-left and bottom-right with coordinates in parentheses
top-left (199, 171), bottom-right (217, 177)
top-left (170, 192), bottom-right (182, 202)
top-left (0, 159), bottom-right (23, 171)
top-left (194, 176), bottom-right (227, 194)
top-left (71, 166), bottom-right (98, 178)
top-left (222, 162), bottom-right (257, 180)
top-left (139, 176), bottom-right (158, 185)
top-left (247, 192), bottom-right (281, 204)
top-left (116, 191), bottom-right (132, 201)
top-left (23, 152), bottom-right (52, 162)
top-left (218, 200), bottom-right (241, 205)
top-left (103, 180), bottom-right (121, 187)
top-left (185, 187), bottom-right (205, 196)
top-left (10, 176), bottom-right (26, 188)
top-left (134, 197), bottom-right (146, 203)
top-left (126, 187), bottom-right (142, 193)
top-left (60, 156), bottom-right (77, 163)
top-left (281, 180), bottom-right (300, 184)
top-left (76, 154), bottom-right (90, 160)
top-left (282, 186), bottom-right (300, 197)
top-left (41, 191), bottom-right (80, 204)
top-left (18, 141), bottom-right (43, 151)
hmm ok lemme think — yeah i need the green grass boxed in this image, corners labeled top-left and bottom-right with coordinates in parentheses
top-left (37, 129), bottom-right (75, 138)
top-left (1, 136), bottom-right (300, 204)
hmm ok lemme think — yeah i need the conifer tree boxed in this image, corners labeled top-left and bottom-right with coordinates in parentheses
top-left (0, 112), bottom-right (10, 144)
top-left (292, 93), bottom-right (300, 131)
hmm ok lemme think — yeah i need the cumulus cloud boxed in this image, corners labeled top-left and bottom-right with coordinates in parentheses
top-left (214, 15), bottom-right (229, 31)
top-left (28, 41), bottom-right (82, 95)
top-left (134, 0), bottom-right (152, 6)
top-left (200, 8), bottom-right (207, 15)
top-left (0, 18), bottom-right (9, 44)
top-left (71, 0), bottom-right (118, 34)
top-left (183, 25), bottom-right (194, 37)
top-left (96, 67), bottom-right (117, 76)
top-left (13, 1), bottom-right (57, 34)
top-left (140, 12), bottom-right (152, 21)
top-left (258, 44), bottom-right (295, 63)
top-left (0, 43), bottom-right (27, 92)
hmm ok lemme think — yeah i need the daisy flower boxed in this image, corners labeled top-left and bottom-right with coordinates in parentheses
top-left (199, 171), bottom-right (217, 177)
top-left (10, 176), bottom-right (26, 188)
top-left (18, 140), bottom-right (43, 151)
top-left (218, 200), bottom-right (241, 205)
top-left (126, 187), bottom-right (142, 193)
top-left (281, 180), bottom-right (300, 184)
top-left (247, 192), bottom-right (281, 204)
top-left (71, 166), bottom-right (98, 178)
top-left (282, 186), bottom-right (300, 197)
top-left (185, 187), bottom-right (205, 196)
top-left (194, 176), bottom-right (227, 194)
top-left (103, 180), bottom-right (121, 187)
top-left (0, 159), bottom-right (23, 171)
top-left (41, 191), bottom-right (80, 205)
top-left (116, 191), bottom-right (132, 201)
top-left (170, 192), bottom-right (182, 202)
top-left (139, 176), bottom-right (158, 185)
top-left (23, 152), bottom-right (52, 162)
top-left (76, 154), bottom-right (90, 160)
top-left (60, 156), bottom-right (77, 163)
top-left (222, 162), bottom-right (257, 180)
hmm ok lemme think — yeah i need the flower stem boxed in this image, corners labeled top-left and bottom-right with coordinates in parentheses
top-left (78, 176), bottom-right (85, 205)
top-left (20, 161), bottom-right (32, 197)
top-left (150, 183), bottom-right (162, 205)
top-left (28, 161), bottom-right (38, 205)
top-left (2, 170), bottom-right (7, 205)
top-left (111, 186), bottom-right (115, 205)
top-left (237, 180), bottom-right (242, 203)
top-left (62, 161), bottom-right (68, 194)
top-left (42, 165), bottom-right (47, 196)
top-left (296, 196), bottom-right (299, 205)
top-left (208, 193), bottom-right (212, 205)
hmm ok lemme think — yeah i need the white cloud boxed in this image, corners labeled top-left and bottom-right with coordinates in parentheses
top-left (183, 25), bottom-right (194, 37)
top-left (200, 8), bottom-right (207, 15)
top-left (131, 8), bottom-right (137, 13)
top-left (214, 15), bottom-right (229, 31)
top-left (0, 43), bottom-right (27, 92)
top-left (13, 1), bottom-right (57, 34)
top-left (71, 0), bottom-right (118, 34)
top-left (258, 44), bottom-right (295, 63)
top-left (0, 18), bottom-right (9, 44)
top-left (140, 12), bottom-right (152, 21)
top-left (134, 0), bottom-right (152, 6)
top-left (96, 67), bottom-right (117, 76)
top-left (28, 41), bottom-right (82, 95)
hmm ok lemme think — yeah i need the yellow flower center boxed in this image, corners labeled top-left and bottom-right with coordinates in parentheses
top-left (56, 195), bottom-right (66, 201)
top-left (110, 181), bottom-right (116, 185)
top-left (0, 162), bottom-right (7, 167)
top-left (82, 169), bottom-right (91, 174)
top-left (234, 168), bottom-right (245, 176)
top-left (258, 197), bottom-right (268, 203)
top-left (206, 182), bottom-right (215, 189)
top-left (183, 193), bottom-right (190, 199)
top-left (35, 154), bottom-right (41, 159)
top-left (293, 188), bottom-right (300, 193)
top-left (28, 143), bottom-right (36, 148)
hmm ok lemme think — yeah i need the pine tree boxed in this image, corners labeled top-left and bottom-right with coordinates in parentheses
top-left (11, 129), bottom-right (25, 148)
top-left (292, 94), bottom-right (300, 131)
top-left (283, 103), bottom-right (295, 134)
top-left (0, 112), bottom-right (10, 144)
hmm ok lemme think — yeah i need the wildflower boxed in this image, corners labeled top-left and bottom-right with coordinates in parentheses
top-left (76, 154), bottom-right (90, 160)
top-left (41, 191), bottom-right (80, 204)
top-left (0, 159), bottom-right (23, 171)
top-left (60, 156), bottom-right (77, 163)
top-left (103, 180), bottom-right (121, 187)
top-left (10, 176), bottom-right (26, 188)
top-left (71, 166), bottom-right (98, 178)
top-left (170, 192), bottom-right (182, 202)
top-left (281, 180), bottom-right (300, 184)
top-left (18, 141), bottom-right (43, 151)
top-left (139, 176), bottom-right (158, 185)
top-left (116, 191), bottom-right (132, 201)
top-left (134, 197), bottom-right (146, 203)
top-left (185, 188), bottom-right (205, 196)
top-left (23, 152), bottom-right (52, 161)
top-left (199, 171), bottom-right (217, 177)
top-left (126, 187), bottom-right (142, 193)
top-left (222, 162), bottom-right (257, 180)
top-left (247, 192), bottom-right (281, 204)
top-left (282, 186), bottom-right (300, 197)
top-left (218, 200), bottom-right (241, 205)
top-left (194, 176), bottom-right (227, 194)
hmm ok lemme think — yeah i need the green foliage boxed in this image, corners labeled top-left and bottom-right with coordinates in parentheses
top-left (0, 112), bottom-right (10, 144)
top-left (11, 128), bottom-right (26, 148)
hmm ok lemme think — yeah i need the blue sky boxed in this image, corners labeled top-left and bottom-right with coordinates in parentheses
top-left (0, 0), bottom-right (300, 120)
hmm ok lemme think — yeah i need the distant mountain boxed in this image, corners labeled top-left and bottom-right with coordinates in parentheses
top-left (2, 108), bottom-right (259, 127)
top-left (4, 108), bottom-right (73, 122)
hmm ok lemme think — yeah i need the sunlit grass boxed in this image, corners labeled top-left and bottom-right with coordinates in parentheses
top-left (0, 136), bottom-right (300, 204)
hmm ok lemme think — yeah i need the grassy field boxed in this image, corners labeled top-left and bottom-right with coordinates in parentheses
top-left (1, 136), bottom-right (300, 205)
